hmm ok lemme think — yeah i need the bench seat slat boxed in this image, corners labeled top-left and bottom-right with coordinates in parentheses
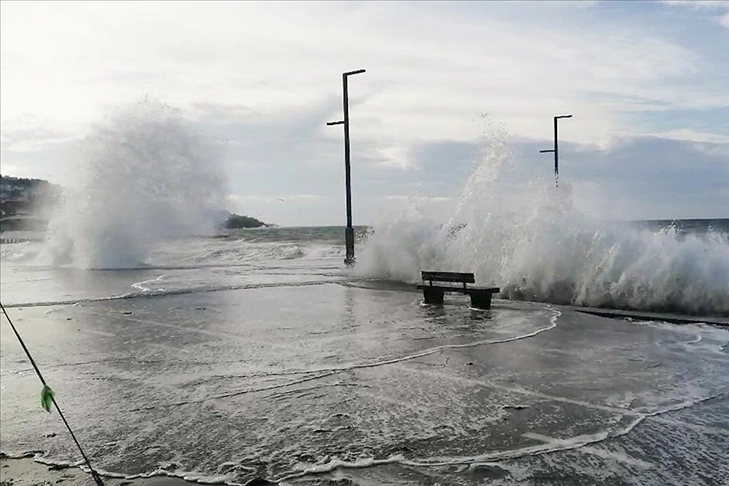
top-left (421, 271), bottom-right (475, 284)
top-left (416, 284), bottom-right (499, 293)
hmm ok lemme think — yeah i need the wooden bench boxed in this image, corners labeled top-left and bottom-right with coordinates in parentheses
top-left (416, 271), bottom-right (500, 310)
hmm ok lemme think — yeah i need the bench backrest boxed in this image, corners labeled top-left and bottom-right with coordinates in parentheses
top-left (421, 271), bottom-right (475, 285)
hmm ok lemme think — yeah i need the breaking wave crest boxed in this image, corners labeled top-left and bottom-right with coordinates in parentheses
top-left (357, 132), bottom-right (729, 316)
top-left (42, 98), bottom-right (226, 269)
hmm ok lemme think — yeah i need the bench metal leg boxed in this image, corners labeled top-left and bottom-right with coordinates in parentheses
top-left (469, 291), bottom-right (493, 310)
top-left (422, 287), bottom-right (445, 305)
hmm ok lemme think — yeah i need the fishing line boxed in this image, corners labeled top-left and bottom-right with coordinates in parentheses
top-left (0, 302), bottom-right (105, 486)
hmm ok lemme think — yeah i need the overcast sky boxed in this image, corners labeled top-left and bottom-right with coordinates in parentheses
top-left (2, 1), bottom-right (728, 226)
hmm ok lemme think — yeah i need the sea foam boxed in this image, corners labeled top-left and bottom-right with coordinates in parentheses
top-left (357, 131), bottom-right (729, 316)
top-left (43, 98), bottom-right (227, 269)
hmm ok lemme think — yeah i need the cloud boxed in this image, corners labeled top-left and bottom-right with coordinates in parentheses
top-left (640, 129), bottom-right (729, 145)
top-left (660, 0), bottom-right (729, 7)
top-left (561, 137), bottom-right (729, 219)
top-left (2, 1), bottom-right (725, 145)
top-left (3, 101), bottom-right (726, 225)
top-left (660, 0), bottom-right (729, 28)
top-left (1, 2), bottom-right (727, 225)
top-left (230, 130), bottom-right (729, 225)
top-left (0, 111), bottom-right (83, 153)
top-left (721, 11), bottom-right (729, 27)
top-left (229, 194), bottom-right (323, 204)
top-left (385, 195), bottom-right (452, 202)
top-left (1, 126), bottom-right (79, 152)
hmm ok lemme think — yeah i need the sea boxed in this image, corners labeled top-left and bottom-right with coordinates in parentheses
top-left (1, 101), bottom-right (728, 485)
top-left (1, 221), bottom-right (728, 486)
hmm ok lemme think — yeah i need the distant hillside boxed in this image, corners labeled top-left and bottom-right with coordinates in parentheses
top-left (1, 175), bottom-right (268, 229)
top-left (0, 175), bottom-right (62, 217)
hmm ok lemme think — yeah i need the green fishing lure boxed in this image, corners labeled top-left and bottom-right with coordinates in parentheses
top-left (40, 385), bottom-right (54, 413)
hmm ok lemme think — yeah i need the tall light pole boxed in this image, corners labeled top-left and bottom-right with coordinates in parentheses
top-left (539, 114), bottom-right (572, 187)
top-left (327, 69), bottom-right (366, 266)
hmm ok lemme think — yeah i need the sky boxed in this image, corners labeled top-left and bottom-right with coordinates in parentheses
top-left (1, 0), bottom-right (728, 226)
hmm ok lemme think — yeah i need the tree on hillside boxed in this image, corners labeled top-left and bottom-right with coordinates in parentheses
top-left (225, 213), bottom-right (267, 229)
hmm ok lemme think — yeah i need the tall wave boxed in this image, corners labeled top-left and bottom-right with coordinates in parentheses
top-left (43, 98), bottom-right (227, 269)
top-left (356, 132), bottom-right (729, 316)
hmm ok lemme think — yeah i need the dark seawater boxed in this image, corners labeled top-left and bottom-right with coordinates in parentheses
top-left (230, 219), bottom-right (728, 243)
top-left (224, 226), bottom-right (370, 245)
top-left (634, 218), bottom-right (729, 236)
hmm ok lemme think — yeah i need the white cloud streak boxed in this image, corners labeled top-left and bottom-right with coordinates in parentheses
top-left (660, 0), bottom-right (729, 27)
top-left (721, 11), bottom-right (729, 27)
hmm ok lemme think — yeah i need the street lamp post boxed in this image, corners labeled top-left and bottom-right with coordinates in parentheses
top-left (539, 114), bottom-right (572, 187)
top-left (327, 69), bottom-right (366, 266)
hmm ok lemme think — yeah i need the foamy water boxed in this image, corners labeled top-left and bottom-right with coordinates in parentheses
top-left (356, 135), bottom-right (729, 316)
top-left (3, 285), bottom-right (726, 486)
top-left (41, 98), bottom-right (227, 270)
